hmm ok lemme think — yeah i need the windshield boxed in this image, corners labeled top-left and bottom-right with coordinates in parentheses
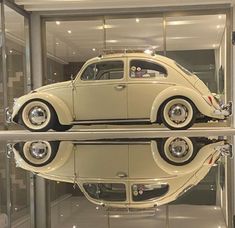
top-left (175, 62), bottom-right (193, 76)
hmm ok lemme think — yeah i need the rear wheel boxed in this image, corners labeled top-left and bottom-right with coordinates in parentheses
top-left (159, 137), bottom-right (195, 166)
top-left (161, 97), bottom-right (196, 130)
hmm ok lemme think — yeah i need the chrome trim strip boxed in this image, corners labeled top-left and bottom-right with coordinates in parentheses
top-left (72, 119), bottom-right (150, 124)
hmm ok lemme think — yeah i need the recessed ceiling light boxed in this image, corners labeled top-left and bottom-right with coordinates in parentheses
top-left (72, 51), bottom-right (76, 55)
top-left (167, 20), bottom-right (194, 25)
top-left (68, 30), bottom-right (72, 34)
top-left (136, 18), bottom-right (140, 23)
top-left (56, 21), bottom-right (60, 25)
top-left (92, 48), bottom-right (96, 52)
top-left (213, 44), bottom-right (216, 48)
top-left (56, 42), bottom-right (59, 45)
top-left (96, 24), bottom-right (114, 30)
top-left (9, 50), bottom-right (13, 53)
top-left (216, 25), bottom-right (220, 29)
top-left (218, 15), bottom-right (222, 19)
top-left (106, 40), bottom-right (118, 43)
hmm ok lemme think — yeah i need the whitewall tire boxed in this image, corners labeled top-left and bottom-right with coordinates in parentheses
top-left (21, 100), bottom-right (56, 132)
top-left (161, 97), bottom-right (196, 130)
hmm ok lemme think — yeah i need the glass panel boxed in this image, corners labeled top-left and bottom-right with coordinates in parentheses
top-left (46, 20), bottom-right (104, 83)
top-left (4, 5), bottom-right (30, 224)
top-left (166, 14), bottom-right (226, 95)
top-left (0, 4), bottom-right (3, 128)
top-left (105, 17), bottom-right (164, 53)
top-left (5, 5), bottom-right (27, 124)
top-left (83, 183), bottom-right (126, 201)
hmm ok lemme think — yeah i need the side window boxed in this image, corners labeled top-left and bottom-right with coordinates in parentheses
top-left (81, 61), bottom-right (124, 81)
top-left (130, 60), bottom-right (167, 78)
top-left (83, 183), bottom-right (126, 202)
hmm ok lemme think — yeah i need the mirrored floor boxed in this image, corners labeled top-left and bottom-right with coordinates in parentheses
top-left (0, 135), bottom-right (233, 228)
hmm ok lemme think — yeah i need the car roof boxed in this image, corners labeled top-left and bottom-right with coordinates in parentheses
top-left (87, 53), bottom-right (175, 65)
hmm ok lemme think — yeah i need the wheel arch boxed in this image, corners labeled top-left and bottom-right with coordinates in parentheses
top-left (14, 92), bottom-right (73, 125)
top-left (150, 86), bottom-right (215, 123)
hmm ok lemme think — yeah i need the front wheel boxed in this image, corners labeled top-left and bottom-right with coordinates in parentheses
top-left (161, 97), bottom-right (196, 130)
top-left (21, 100), bottom-right (56, 132)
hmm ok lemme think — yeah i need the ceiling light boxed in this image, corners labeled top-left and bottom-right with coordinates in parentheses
top-left (144, 49), bottom-right (153, 54)
top-left (96, 24), bottom-right (114, 30)
top-left (9, 50), bottom-right (13, 53)
top-left (106, 40), bottom-right (118, 43)
top-left (53, 72), bottom-right (57, 75)
top-left (218, 15), bottom-right (222, 19)
top-left (56, 21), bottom-right (60, 25)
top-left (56, 42), bottom-right (59, 45)
top-left (92, 48), bottom-right (96, 52)
top-left (216, 25), bottom-right (220, 29)
top-left (72, 51), bottom-right (76, 55)
top-left (68, 30), bottom-right (72, 34)
top-left (167, 20), bottom-right (195, 26)
top-left (213, 44), bottom-right (217, 48)
top-left (136, 18), bottom-right (140, 23)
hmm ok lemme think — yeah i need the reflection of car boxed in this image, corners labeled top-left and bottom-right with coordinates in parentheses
top-left (12, 137), bottom-right (230, 208)
top-left (8, 53), bottom-right (231, 131)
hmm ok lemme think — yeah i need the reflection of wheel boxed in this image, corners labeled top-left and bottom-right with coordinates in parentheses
top-left (161, 97), bottom-right (196, 130)
top-left (20, 141), bottom-right (59, 167)
top-left (21, 100), bottom-right (56, 132)
top-left (160, 137), bottom-right (195, 166)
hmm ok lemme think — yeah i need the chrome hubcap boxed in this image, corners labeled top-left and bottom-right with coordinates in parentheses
top-left (169, 138), bottom-right (189, 158)
top-left (29, 141), bottom-right (48, 159)
top-left (169, 104), bottom-right (188, 123)
top-left (29, 107), bottom-right (47, 125)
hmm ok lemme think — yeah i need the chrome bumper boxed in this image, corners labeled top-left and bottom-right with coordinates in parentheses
top-left (213, 101), bottom-right (232, 117)
top-left (5, 107), bottom-right (12, 123)
top-left (215, 143), bottom-right (233, 158)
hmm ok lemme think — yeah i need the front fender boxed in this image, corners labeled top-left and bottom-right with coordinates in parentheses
top-left (150, 86), bottom-right (218, 122)
top-left (12, 92), bottom-right (73, 125)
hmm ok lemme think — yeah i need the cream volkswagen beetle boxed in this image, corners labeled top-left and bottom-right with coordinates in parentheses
top-left (8, 53), bottom-right (231, 131)
top-left (11, 137), bottom-right (231, 208)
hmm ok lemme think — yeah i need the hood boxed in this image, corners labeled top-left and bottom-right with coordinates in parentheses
top-left (34, 81), bottom-right (71, 92)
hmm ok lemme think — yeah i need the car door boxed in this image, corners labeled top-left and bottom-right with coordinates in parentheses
top-left (127, 58), bottom-right (172, 119)
top-left (74, 58), bottom-right (128, 120)
top-left (76, 142), bottom-right (129, 179)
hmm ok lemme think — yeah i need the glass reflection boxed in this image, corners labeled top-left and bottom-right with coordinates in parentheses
top-left (11, 137), bottom-right (231, 209)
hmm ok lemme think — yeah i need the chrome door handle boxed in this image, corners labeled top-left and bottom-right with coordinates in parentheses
top-left (115, 84), bottom-right (126, 90)
top-left (116, 172), bottom-right (128, 178)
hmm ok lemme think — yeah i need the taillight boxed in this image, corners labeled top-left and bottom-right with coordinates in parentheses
top-left (208, 96), bottom-right (213, 105)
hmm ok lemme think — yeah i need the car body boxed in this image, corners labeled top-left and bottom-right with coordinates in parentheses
top-left (9, 53), bottom-right (231, 131)
top-left (12, 137), bottom-right (230, 208)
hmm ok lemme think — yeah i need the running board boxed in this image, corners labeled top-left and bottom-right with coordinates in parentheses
top-left (72, 119), bottom-right (150, 125)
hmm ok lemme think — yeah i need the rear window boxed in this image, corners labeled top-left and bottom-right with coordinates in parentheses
top-left (132, 183), bottom-right (169, 202)
top-left (130, 60), bottom-right (167, 78)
